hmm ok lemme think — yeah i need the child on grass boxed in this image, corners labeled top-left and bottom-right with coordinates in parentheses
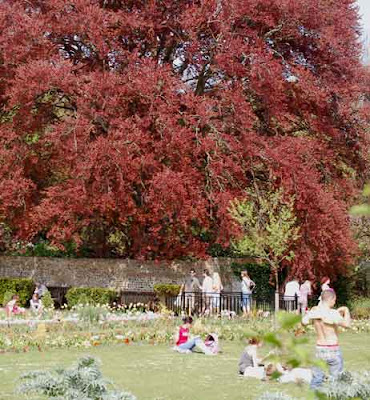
top-left (6, 295), bottom-right (25, 318)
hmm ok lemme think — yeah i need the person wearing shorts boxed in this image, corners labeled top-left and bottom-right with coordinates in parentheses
top-left (241, 271), bottom-right (255, 315)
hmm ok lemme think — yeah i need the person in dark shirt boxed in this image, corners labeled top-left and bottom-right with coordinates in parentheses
top-left (182, 269), bottom-right (201, 315)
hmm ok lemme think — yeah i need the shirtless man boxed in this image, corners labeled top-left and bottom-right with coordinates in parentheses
top-left (302, 289), bottom-right (351, 389)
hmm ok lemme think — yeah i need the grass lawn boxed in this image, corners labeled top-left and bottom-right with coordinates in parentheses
top-left (1, 333), bottom-right (369, 400)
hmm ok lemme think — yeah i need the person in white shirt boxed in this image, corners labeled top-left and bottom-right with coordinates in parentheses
top-left (212, 272), bottom-right (223, 314)
top-left (241, 271), bottom-right (256, 315)
top-left (299, 280), bottom-right (312, 315)
top-left (201, 269), bottom-right (213, 315)
top-left (284, 279), bottom-right (300, 312)
top-left (30, 293), bottom-right (43, 315)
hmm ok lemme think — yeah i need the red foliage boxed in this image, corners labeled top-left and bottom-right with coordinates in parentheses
top-left (0, 0), bottom-right (368, 278)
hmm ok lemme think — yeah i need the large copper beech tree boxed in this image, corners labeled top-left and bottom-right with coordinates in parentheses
top-left (0, 0), bottom-right (369, 279)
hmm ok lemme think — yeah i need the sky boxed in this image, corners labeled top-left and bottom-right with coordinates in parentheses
top-left (358, 0), bottom-right (370, 62)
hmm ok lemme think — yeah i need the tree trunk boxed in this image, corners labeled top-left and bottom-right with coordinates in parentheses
top-left (274, 267), bottom-right (279, 313)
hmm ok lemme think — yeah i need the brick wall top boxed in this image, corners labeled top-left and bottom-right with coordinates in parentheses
top-left (0, 256), bottom-right (253, 291)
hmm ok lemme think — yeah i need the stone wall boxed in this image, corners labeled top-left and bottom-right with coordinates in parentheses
top-left (0, 256), bottom-right (250, 291)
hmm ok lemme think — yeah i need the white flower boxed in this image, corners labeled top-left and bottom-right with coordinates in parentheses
top-left (286, 75), bottom-right (299, 83)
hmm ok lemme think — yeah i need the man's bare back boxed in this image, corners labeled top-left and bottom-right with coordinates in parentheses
top-left (302, 290), bottom-right (351, 389)
top-left (312, 315), bottom-right (340, 346)
top-left (303, 305), bottom-right (351, 345)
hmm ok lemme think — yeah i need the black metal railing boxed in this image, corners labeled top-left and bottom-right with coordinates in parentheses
top-left (164, 292), bottom-right (289, 316)
top-left (117, 290), bottom-right (320, 316)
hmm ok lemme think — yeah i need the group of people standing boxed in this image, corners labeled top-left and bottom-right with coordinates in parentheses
top-left (179, 269), bottom-right (256, 316)
top-left (284, 276), bottom-right (332, 314)
top-left (180, 269), bottom-right (224, 315)
top-left (180, 267), bottom-right (335, 318)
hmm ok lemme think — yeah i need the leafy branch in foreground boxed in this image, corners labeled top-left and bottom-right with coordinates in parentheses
top-left (17, 356), bottom-right (136, 400)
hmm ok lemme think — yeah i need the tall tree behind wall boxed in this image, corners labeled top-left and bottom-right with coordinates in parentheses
top-left (0, 0), bottom-right (369, 280)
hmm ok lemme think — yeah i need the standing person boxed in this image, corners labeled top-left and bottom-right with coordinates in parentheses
top-left (183, 269), bottom-right (201, 315)
top-left (318, 276), bottom-right (331, 304)
top-left (284, 279), bottom-right (300, 312)
top-left (212, 272), bottom-right (223, 315)
top-left (321, 277), bottom-right (331, 292)
top-left (34, 282), bottom-right (48, 298)
top-left (299, 280), bottom-right (312, 315)
top-left (302, 290), bottom-right (351, 389)
top-left (201, 269), bottom-right (213, 316)
top-left (241, 271), bottom-right (256, 316)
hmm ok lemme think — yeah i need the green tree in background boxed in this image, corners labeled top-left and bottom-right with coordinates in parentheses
top-left (351, 185), bottom-right (370, 216)
top-left (229, 188), bottom-right (300, 311)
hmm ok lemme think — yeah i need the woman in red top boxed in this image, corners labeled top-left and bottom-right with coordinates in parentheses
top-left (173, 317), bottom-right (216, 355)
top-left (176, 318), bottom-right (191, 346)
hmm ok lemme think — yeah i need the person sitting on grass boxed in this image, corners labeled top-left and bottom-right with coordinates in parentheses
top-left (173, 316), bottom-right (216, 355)
top-left (5, 295), bottom-right (25, 318)
top-left (302, 289), bottom-right (351, 390)
top-left (30, 293), bottom-right (43, 315)
top-left (238, 337), bottom-right (265, 379)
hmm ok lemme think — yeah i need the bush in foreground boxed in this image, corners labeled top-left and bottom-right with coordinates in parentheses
top-left (17, 356), bottom-right (136, 400)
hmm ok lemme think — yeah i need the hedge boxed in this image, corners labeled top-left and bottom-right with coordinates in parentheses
top-left (66, 287), bottom-right (118, 307)
top-left (0, 278), bottom-right (34, 307)
top-left (153, 284), bottom-right (181, 297)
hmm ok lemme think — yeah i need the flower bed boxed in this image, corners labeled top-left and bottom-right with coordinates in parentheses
top-left (1, 302), bottom-right (369, 353)
top-left (0, 316), bottom-right (275, 352)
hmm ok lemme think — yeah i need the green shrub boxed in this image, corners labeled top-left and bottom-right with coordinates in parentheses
top-left (66, 287), bottom-right (117, 307)
top-left (2, 291), bottom-right (14, 307)
top-left (349, 297), bottom-right (370, 319)
top-left (17, 356), bottom-right (136, 400)
top-left (153, 284), bottom-right (181, 297)
top-left (0, 278), bottom-right (33, 307)
top-left (41, 290), bottom-right (54, 310)
top-left (74, 304), bottom-right (109, 323)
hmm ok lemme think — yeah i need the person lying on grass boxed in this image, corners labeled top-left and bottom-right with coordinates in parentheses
top-left (173, 316), bottom-right (218, 355)
top-left (264, 363), bottom-right (312, 384)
